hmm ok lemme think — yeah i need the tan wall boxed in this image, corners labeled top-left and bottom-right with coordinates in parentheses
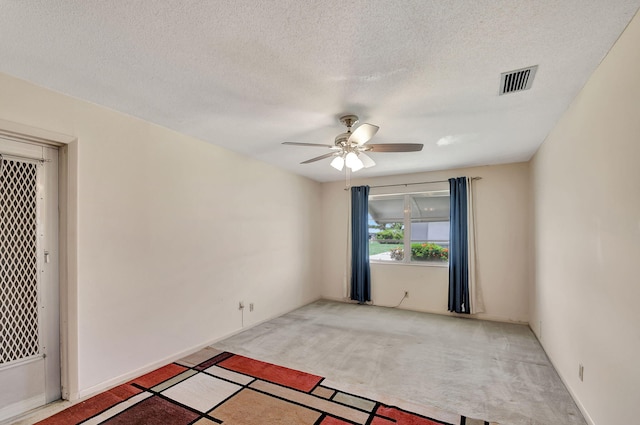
top-left (321, 162), bottom-right (531, 323)
top-left (529, 11), bottom-right (640, 425)
top-left (0, 72), bottom-right (323, 398)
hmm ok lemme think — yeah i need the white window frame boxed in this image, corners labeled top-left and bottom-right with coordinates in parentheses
top-left (369, 190), bottom-right (449, 267)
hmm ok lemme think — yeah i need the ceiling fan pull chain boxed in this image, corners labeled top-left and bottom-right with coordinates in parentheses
top-left (345, 166), bottom-right (351, 190)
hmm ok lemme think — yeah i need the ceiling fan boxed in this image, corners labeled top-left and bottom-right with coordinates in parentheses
top-left (282, 114), bottom-right (424, 172)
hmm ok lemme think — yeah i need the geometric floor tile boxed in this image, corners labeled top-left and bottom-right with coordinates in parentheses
top-left (209, 388), bottom-right (321, 424)
top-left (312, 385), bottom-right (336, 399)
top-left (160, 373), bottom-right (241, 413)
top-left (333, 391), bottom-right (377, 412)
top-left (129, 363), bottom-right (188, 389)
top-left (80, 392), bottom-right (152, 425)
top-left (100, 396), bottom-right (199, 424)
top-left (32, 384), bottom-right (142, 425)
top-left (34, 349), bottom-right (497, 425)
top-left (370, 416), bottom-right (397, 425)
top-left (319, 417), bottom-right (356, 425)
top-left (375, 404), bottom-right (447, 425)
top-left (175, 347), bottom-right (222, 368)
top-left (192, 419), bottom-right (220, 425)
top-left (194, 352), bottom-right (234, 371)
top-left (203, 365), bottom-right (255, 385)
top-left (151, 369), bottom-right (198, 392)
top-left (249, 379), bottom-right (370, 424)
top-left (218, 354), bottom-right (323, 392)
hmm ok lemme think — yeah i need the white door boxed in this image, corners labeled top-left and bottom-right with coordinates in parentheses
top-left (0, 138), bottom-right (60, 421)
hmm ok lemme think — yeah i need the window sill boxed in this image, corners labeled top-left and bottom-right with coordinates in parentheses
top-left (370, 260), bottom-right (449, 268)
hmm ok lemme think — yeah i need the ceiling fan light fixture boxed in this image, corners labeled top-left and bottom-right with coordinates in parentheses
top-left (345, 151), bottom-right (360, 168)
top-left (350, 159), bottom-right (364, 172)
top-left (345, 152), bottom-right (364, 171)
top-left (330, 155), bottom-right (345, 171)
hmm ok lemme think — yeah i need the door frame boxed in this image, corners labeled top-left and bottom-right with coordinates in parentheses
top-left (0, 118), bottom-right (79, 402)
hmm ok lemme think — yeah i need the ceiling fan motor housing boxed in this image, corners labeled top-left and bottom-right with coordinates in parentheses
top-left (335, 133), bottom-right (350, 147)
top-left (336, 115), bottom-right (360, 150)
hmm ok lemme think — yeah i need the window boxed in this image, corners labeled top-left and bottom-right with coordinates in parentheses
top-left (368, 190), bottom-right (449, 264)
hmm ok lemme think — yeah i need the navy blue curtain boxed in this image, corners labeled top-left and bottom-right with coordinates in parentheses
top-left (448, 177), bottom-right (469, 314)
top-left (350, 186), bottom-right (371, 303)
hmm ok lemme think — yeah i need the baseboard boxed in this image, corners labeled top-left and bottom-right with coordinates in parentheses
top-left (75, 340), bottom-right (208, 399)
top-left (320, 296), bottom-right (528, 325)
top-left (461, 311), bottom-right (529, 325)
top-left (75, 297), bottom-right (322, 401)
top-left (321, 295), bottom-right (354, 303)
top-left (530, 329), bottom-right (595, 425)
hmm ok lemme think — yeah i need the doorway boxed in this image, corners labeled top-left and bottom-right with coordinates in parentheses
top-left (0, 137), bottom-right (60, 421)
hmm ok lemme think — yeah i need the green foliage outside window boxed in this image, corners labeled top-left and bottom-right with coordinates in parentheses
top-left (389, 243), bottom-right (449, 262)
top-left (375, 229), bottom-right (404, 244)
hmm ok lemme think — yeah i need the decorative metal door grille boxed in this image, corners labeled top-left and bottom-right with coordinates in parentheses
top-left (0, 159), bottom-right (40, 364)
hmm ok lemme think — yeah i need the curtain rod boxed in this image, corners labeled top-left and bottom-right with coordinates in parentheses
top-left (367, 176), bottom-right (482, 189)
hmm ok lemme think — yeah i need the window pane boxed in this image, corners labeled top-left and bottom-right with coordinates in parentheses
top-left (369, 221), bottom-right (404, 261)
top-left (411, 221), bottom-right (449, 244)
top-left (408, 193), bottom-right (449, 263)
top-left (410, 221), bottom-right (449, 262)
top-left (410, 191), bottom-right (449, 222)
top-left (368, 195), bottom-right (405, 261)
top-left (369, 195), bottom-right (404, 223)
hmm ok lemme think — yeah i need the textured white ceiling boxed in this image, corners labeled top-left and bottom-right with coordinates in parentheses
top-left (1, 1), bottom-right (638, 182)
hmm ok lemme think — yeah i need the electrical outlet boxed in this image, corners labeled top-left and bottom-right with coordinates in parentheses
top-left (239, 301), bottom-right (244, 310)
top-left (579, 364), bottom-right (584, 381)
top-left (249, 303), bottom-right (254, 312)
top-left (404, 291), bottom-right (409, 298)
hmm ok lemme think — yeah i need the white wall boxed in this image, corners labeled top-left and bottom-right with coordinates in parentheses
top-left (0, 72), bottom-right (323, 398)
top-left (321, 162), bottom-right (530, 323)
top-left (529, 11), bottom-right (640, 425)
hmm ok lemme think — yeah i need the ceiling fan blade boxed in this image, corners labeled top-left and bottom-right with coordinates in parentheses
top-left (367, 143), bottom-right (424, 152)
top-left (300, 152), bottom-right (336, 164)
top-left (282, 142), bottom-right (334, 148)
top-left (348, 123), bottom-right (379, 145)
top-left (359, 152), bottom-right (376, 168)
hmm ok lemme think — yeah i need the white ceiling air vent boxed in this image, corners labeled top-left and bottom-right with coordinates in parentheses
top-left (499, 65), bottom-right (538, 95)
